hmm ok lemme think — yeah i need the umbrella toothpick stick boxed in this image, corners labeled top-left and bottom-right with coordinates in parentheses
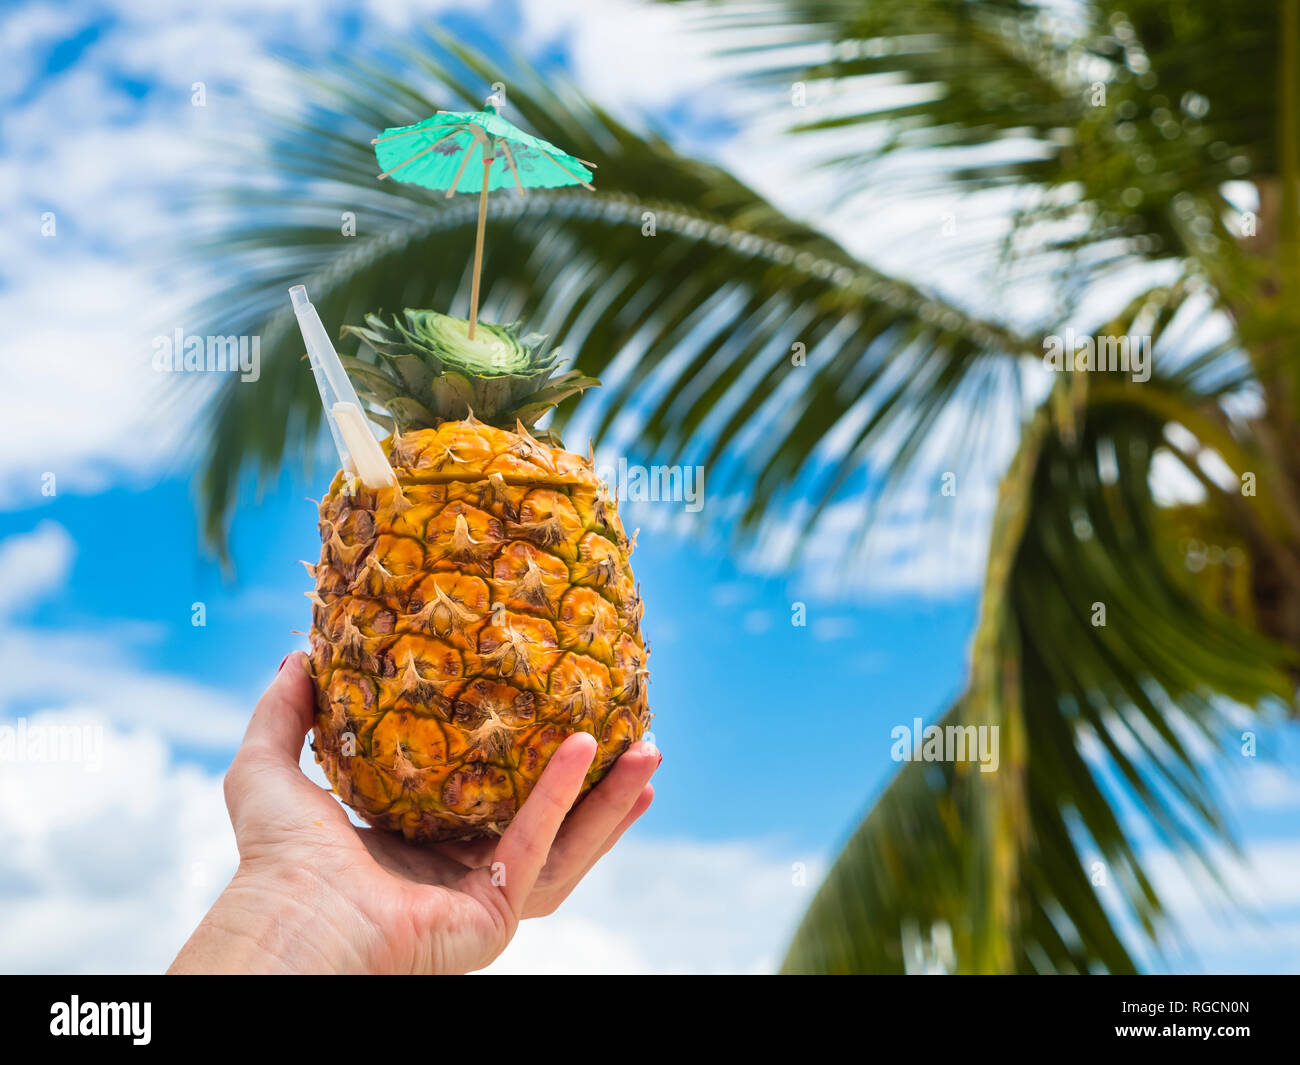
top-left (538, 147), bottom-right (595, 191)
top-left (501, 141), bottom-right (526, 196)
top-left (468, 153), bottom-right (493, 339)
top-left (376, 128), bottom-right (462, 180)
top-left (372, 124), bottom-right (461, 146)
top-left (444, 143), bottom-right (475, 198)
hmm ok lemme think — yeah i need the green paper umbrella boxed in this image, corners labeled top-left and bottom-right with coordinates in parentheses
top-left (373, 95), bottom-right (596, 338)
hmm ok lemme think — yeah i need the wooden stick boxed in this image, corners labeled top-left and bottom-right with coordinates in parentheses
top-left (376, 129), bottom-right (461, 179)
top-left (372, 123), bottom-right (461, 145)
top-left (501, 141), bottom-right (526, 196)
top-left (537, 147), bottom-right (595, 190)
top-left (446, 126), bottom-right (494, 198)
top-left (444, 141), bottom-right (476, 197)
top-left (468, 155), bottom-right (493, 340)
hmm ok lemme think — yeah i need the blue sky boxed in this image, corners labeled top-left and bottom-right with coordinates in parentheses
top-left (2, 0), bottom-right (1299, 974)
top-left (0, 472), bottom-right (978, 845)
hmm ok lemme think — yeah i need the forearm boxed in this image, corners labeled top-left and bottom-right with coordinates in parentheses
top-left (168, 867), bottom-right (373, 974)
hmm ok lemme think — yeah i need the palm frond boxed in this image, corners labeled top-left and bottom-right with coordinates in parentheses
top-left (783, 289), bottom-right (1297, 974)
top-left (676, 0), bottom-right (1283, 281)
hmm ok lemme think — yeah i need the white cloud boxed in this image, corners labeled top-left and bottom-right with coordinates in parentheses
top-left (1239, 762), bottom-right (1300, 811)
top-left (518, 0), bottom-right (734, 110)
top-left (1150, 447), bottom-right (1207, 506)
top-left (1118, 837), bottom-right (1300, 974)
top-left (0, 256), bottom-right (201, 506)
top-left (754, 476), bottom-right (1001, 600)
top-left (487, 837), bottom-right (818, 974)
top-left (0, 711), bottom-right (235, 974)
top-left (0, 1), bottom-right (344, 505)
top-left (1, 627), bottom-right (251, 747)
top-left (0, 520), bottom-right (74, 618)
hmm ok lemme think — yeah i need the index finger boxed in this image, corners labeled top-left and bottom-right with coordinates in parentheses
top-left (491, 732), bottom-right (597, 915)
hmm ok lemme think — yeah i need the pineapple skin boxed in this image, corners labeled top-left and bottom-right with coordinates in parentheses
top-left (307, 418), bottom-right (650, 842)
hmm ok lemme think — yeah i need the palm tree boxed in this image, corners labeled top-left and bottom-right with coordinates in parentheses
top-left (190, 4), bottom-right (1299, 973)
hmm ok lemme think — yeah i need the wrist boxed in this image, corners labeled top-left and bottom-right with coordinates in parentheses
top-left (169, 863), bottom-right (377, 974)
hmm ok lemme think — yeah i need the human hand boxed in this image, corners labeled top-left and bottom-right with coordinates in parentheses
top-left (168, 652), bottom-right (659, 974)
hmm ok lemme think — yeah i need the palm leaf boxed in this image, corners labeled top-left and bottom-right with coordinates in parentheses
top-left (678, 0), bottom-right (1284, 290)
top-left (784, 290), bottom-right (1296, 973)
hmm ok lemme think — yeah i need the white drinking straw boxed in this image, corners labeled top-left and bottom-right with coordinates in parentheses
top-left (289, 285), bottom-right (398, 490)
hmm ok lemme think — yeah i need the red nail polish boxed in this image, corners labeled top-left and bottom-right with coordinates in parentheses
top-left (277, 654), bottom-right (291, 673)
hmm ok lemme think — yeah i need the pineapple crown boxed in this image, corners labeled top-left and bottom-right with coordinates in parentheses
top-left (339, 309), bottom-right (598, 443)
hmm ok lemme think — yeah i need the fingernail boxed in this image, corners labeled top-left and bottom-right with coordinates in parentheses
top-left (277, 654), bottom-right (291, 674)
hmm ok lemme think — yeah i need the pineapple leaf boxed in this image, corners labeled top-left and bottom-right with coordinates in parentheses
top-left (428, 372), bottom-right (477, 421)
top-left (383, 396), bottom-right (439, 432)
top-left (337, 356), bottom-right (405, 404)
top-left (377, 350), bottom-right (437, 406)
top-left (510, 374), bottom-right (602, 427)
top-left (522, 372), bottom-right (602, 403)
top-left (474, 376), bottom-right (517, 418)
top-left (341, 313), bottom-right (403, 353)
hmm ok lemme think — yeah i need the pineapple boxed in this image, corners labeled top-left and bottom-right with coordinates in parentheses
top-left (305, 309), bottom-right (650, 842)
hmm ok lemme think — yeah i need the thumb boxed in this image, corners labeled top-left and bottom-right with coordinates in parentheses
top-left (224, 652), bottom-right (322, 839)
top-left (240, 652), bottom-right (316, 765)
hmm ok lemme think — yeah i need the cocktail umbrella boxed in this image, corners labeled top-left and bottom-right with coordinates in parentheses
top-left (372, 96), bottom-right (596, 338)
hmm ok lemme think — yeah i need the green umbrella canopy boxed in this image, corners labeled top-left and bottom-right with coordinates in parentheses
top-left (373, 99), bottom-right (596, 336)
top-left (374, 104), bottom-right (595, 192)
